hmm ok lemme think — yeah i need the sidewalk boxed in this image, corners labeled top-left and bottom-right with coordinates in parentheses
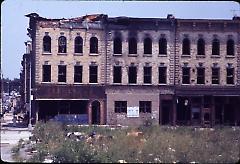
top-left (1, 111), bottom-right (32, 162)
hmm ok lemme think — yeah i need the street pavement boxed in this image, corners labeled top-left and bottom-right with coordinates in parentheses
top-left (1, 111), bottom-right (32, 162)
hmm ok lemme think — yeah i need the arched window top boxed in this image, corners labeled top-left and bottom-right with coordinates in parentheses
top-left (182, 38), bottom-right (190, 55)
top-left (43, 35), bottom-right (51, 53)
top-left (129, 37), bottom-right (137, 54)
top-left (74, 36), bottom-right (83, 53)
top-left (159, 38), bottom-right (167, 55)
top-left (58, 36), bottom-right (67, 53)
top-left (197, 38), bottom-right (205, 55)
top-left (212, 38), bottom-right (220, 55)
top-left (227, 39), bottom-right (234, 56)
top-left (90, 37), bottom-right (98, 54)
top-left (144, 37), bottom-right (152, 54)
top-left (114, 37), bottom-right (122, 54)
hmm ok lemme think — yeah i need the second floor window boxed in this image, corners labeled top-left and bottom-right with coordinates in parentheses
top-left (197, 38), bottom-right (205, 55)
top-left (128, 66), bottom-right (137, 84)
top-left (159, 38), bottom-right (167, 55)
top-left (58, 65), bottom-right (66, 82)
top-left (74, 65), bottom-right (83, 83)
top-left (182, 38), bottom-right (190, 55)
top-left (226, 68), bottom-right (234, 84)
top-left (113, 66), bottom-right (122, 83)
top-left (89, 65), bottom-right (98, 83)
top-left (159, 67), bottom-right (167, 84)
top-left (227, 39), bottom-right (234, 56)
top-left (74, 36), bottom-right (83, 53)
top-left (144, 66), bottom-right (152, 84)
top-left (43, 36), bottom-right (51, 53)
top-left (115, 101), bottom-right (127, 113)
top-left (129, 37), bottom-right (137, 54)
top-left (197, 67), bottom-right (205, 84)
top-left (212, 38), bottom-right (220, 55)
top-left (212, 68), bottom-right (219, 84)
top-left (144, 37), bottom-right (152, 54)
top-left (114, 37), bottom-right (122, 54)
top-left (139, 101), bottom-right (151, 113)
top-left (58, 36), bottom-right (67, 53)
top-left (90, 37), bottom-right (98, 53)
top-left (182, 67), bottom-right (190, 84)
top-left (42, 65), bottom-right (51, 82)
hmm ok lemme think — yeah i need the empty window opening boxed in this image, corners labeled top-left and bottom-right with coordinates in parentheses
top-left (114, 37), bottom-right (122, 54)
top-left (144, 37), bottom-right (152, 54)
top-left (182, 38), bottom-right (190, 55)
top-left (58, 65), bottom-right (66, 82)
top-left (139, 101), bottom-right (151, 113)
top-left (74, 65), bottom-right (83, 83)
top-left (43, 36), bottom-right (51, 53)
top-left (90, 37), bottom-right (98, 53)
top-left (113, 66), bottom-right (122, 83)
top-left (159, 67), bottom-right (167, 84)
top-left (89, 65), bottom-right (98, 83)
top-left (197, 67), bottom-right (205, 84)
top-left (226, 68), bottom-right (234, 84)
top-left (42, 65), bottom-right (51, 82)
top-left (212, 38), bottom-right (220, 55)
top-left (74, 36), bottom-right (83, 53)
top-left (159, 38), bottom-right (167, 54)
top-left (227, 39), bottom-right (234, 56)
top-left (197, 38), bottom-right (205, 55)
top-left (144, 66), bottom-right (152, 84)
top-left (114, 101), bottom-right (127, 113)
top-left (182, 67), bottom-right (190, 84)
top-left (129, 37), bottom-right (137, 54)
top-left (212, 68), bottom-right (219, 84)
top-left (58, 36), bottom-right (67, 53)
top-left (128, 66), bottom-right (137, 84)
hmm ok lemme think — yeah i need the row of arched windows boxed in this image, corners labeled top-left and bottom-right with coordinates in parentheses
top-left (182, 38), bottom-right (235, 56)
top-left (43, 35), bottom-right (98, 54)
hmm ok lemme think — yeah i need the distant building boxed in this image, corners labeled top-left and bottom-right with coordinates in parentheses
top-left (24, 13), bottom-right (240, 126)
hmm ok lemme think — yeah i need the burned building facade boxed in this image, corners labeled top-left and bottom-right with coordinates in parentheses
top-left (25, 13), bottom-right (240, 126)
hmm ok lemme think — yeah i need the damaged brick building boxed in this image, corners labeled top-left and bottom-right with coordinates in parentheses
top-left (24, 13), bottom-right (240, 126)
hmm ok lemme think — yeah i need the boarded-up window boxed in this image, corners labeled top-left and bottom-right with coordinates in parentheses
top-left (42, 65), bottom-right (51, 82)
top-left (159, 67), bottom-right (167, 84)
top-left (159, 38), bottom-right (167, 54)
top-left (197, 67), bottom-right (205, 84)
top-left (113, 66), bottom-right (122, 83)
top-left (182, 38), bottom-right (190, 55)
top-left (89, 65), bottom-right (98, 83)
top-left (58, 36), bottom-right (67, 53)
top-left (114, 37), bottom-right (122, 54)
top-left (115, 101), bottom-right (127, 113)
top-left (212, 39), bottom-right (220, 55)
top-left (144, 66), bottom-right (152, 84)
top-left (226, 68), bottom-right (234, 84)
top-left (197, 38), bottom-right (205, 55)
top-left (129, 37), bottom-right (137, 54)
top-left (128, 66), bottom-right (137, 84)
top-left (182, 67), bottom-right (190, 84)
top-left (144, 37), bottom-right (152, 54)
top-left (58, 65), bottom-right (66, 82)
top-left (212, 68), bottom-right (219, 84)
top-left (90, 37), bottom-right (98, 53)
top-left (227, 39), bottom-right (234, 56)
top-left (74, 65), bottom-right (82, 83)
top-left (43, 36), bottom-right (51, 53)
top-left (139, 101), bottom-right (151, 113)
top-left (74, 36), bottom-right (83, 53)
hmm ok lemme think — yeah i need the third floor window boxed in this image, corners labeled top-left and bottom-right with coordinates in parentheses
top-left (197, 38), bottom-right (205, 55)
top-left (129, 37), bottom-right (137, 54)
top-left (227, 39), bottom-right (234, 56)
top-left (182, 38), bottom-right (190, 55)
top-left (159, 38), bottom-right (167, 55)
top-left (212, 38), bottom-right (220, 55)
top-left (90, 37), bottom-right (98, 54)
top-left (58, 36), bottom-right (67, 53)
top-left (144, 37), bottom-right (152, 54)
top-left (74, 36), bottom-right (83, 53)
top-left (43, 35), bottom-right (51, 53)
top-left (113, 37), bottom-right (122, 54)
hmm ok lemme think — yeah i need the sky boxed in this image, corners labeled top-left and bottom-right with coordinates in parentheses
top-left (1, 0), bottom-right (240, 80)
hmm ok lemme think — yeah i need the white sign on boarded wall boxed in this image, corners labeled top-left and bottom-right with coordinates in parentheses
top-left (127, 107), bottom-right (139, 117)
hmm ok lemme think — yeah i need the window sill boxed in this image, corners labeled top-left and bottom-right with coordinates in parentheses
top-left (181, 55), bottom-right (191, 57)
top-left (128, 83), bottom-right (138, 85)
top-left (74, 53), bottom-right (83, 56)
top-left (74, 82), bottom-right (83, 84)
top-left (158, 83), bottom-right (167, 85)
top-left (89, 53), bottom-right (99, 56)
top-left (57, 82), bottom-right (67, 84)
top-left (89, 82), bottom-right (98, 84)
top-left (42, 52), bottom-right (52, 55)
top-left (226, 55), bottom-right (235, 58)
top-left (128, 54), bottom-right (138, 57)
top-left (112, 83), bottom-right (122, 85)
top-left (143, 54), bottom-right (152, 57)
top-left (158, 54), bottom-right (167, 57)
top-left (143, 83), bottom-right (152, 85)
top-left (196, 55), bottom-right (205, 58)
top-left (41, 82), bottom-right (51, 84)
top-left (181, 83), bottom-right (191, 85)
top-left (113, 53), bottom-right (122, 56)
top-left (211, 55), bottom-right (220, 58)
top-left (58, 53), bottom-right (67, 55)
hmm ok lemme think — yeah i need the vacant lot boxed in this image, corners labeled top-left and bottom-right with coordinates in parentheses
top-left (12, 121), bottom-right (240, 163)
